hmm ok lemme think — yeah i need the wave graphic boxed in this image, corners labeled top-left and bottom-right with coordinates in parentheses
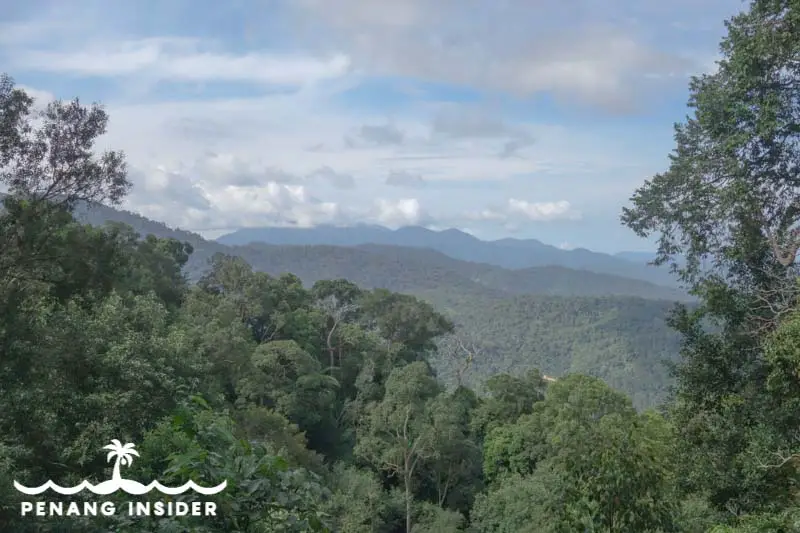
top-left (13, 478), bottom-right (227, 496)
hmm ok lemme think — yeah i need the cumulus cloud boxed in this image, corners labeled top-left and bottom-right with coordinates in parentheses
top-left (185, 152), bottom-right (300, 188)
top-left (468, 199), bottom-right (581, 223)
top-left (385, 170), bottom-right (426, 188)
top-left (140, 180), bottom-right (344, 231)
top-left (127, 166), bottom-right (211, 211)
top-left (370, 198), bottom-right (430, 227)
top-left (507, 199), bottom-right (581, 221)
top-left (120, 160), bottom-right (437, 232)
top-left (212, 183), bottom-right (343, 228)
top-left (118, 159), bottom-right (351, 231)
top-left (17, 85), bottom-right (55, 110)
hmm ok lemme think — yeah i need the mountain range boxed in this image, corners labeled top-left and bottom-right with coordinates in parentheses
top-left (217, 225), bottom-right (679, 289)
top-left (71, 203), bottom-right (687, 408)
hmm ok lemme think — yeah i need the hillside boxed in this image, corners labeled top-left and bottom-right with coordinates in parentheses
top-left (217, 224), bottom-right (681, 288)
top-left (423, 289), bottom-right (680, 408)
top-left (234, 242), bottom-right (691, 302)
top-left (75, 204), bottom-right (690, 302)
top-left (615, 251), bottom-right (657, 263)
top-left (74, 203), bottom-right (684, 407)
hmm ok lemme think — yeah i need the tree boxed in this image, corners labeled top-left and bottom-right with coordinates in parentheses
top-left (321, 463), bottom-right (390, 533)
top-left (359, 289), bottom-right (454, 362)
top-left (420, 392), bottom-right (482, 512)
top-left (236, 339), bottom-right (339, 454)
top-left (470, 369), bottom-right (548, 438)
top-left (0, 76), bottom-right (131, 302)
top-left (0, 74), bottom-right (130, 208)
top-left (115, 398), bottom-right (332, 532)
top-left (436, 329), bottom-right (481, 388)
top-left (470, 474), bottom-right (552, 533)
top-left (355, 362), bottom-right (442, 533)
top-left (315, 291), bottom-right (359, 375)
top-left (620, 0), bottom-right (800, 518)
top-left (621, 1), bottom-right (800, 295)
top-left (476, 375), bottom-right (679, 532)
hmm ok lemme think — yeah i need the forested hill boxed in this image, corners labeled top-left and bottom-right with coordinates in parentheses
top-left (74, 202), bottom-right (684, 408)
top-left (217, 223), bottom-right (680, 287)
top-left (74, 203), bottom-right (691, 302)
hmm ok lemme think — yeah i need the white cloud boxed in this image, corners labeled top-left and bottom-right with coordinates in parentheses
top-left (214, 183), bottom-right (342, 227)
top-left (12, 37), bottom-right (352, 86)
top-left (4, 77), bottom-right (656, 236)
top-left (468, 199), bottom-right (582, 223)
top-left (370, 198), bottom-right (429, 227)
top-left (16, 85), bottom-right (55, 111)
top-left (286, 1), bottom-right (713, 110)
top-left (121, 166), bottom-right (435, 231)
top-left (508, 199), bottom-right (581, 221)
top-left (152, 181), bottom-right (343, 230)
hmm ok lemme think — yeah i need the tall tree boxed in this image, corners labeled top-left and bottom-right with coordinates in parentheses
top-left (475, 375), bottom-right (679, 533)
top-left (355, 362), bottom-right (442, 533)
top-left (620, 0), bottom-right (800, 518)
top-left (0, 75), bottom-right (132, 296)
top-left (0, 74), bottom-right (130, 208)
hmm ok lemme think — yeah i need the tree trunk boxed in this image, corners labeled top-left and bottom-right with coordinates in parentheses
top-left (405, 472), bottom-right (412, 533)
top-left (326, 319), bottom-right (337, 374)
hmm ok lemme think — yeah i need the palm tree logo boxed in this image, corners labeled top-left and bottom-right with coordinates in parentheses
top-left (13, 438), bottom-right (227, 496)
top-left (103, 439), bottom-right (140, 486)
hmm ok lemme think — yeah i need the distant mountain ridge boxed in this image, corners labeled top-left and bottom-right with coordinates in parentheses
top-left (217, 225), bottom-right (679, 288)
top-left (615, 251), bottom-right (657, 263)
top-left (72, 205), bottom-right (689, 302)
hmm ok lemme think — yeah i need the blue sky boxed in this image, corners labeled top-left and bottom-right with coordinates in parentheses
top-left (0, 0), bottom-right (746, 252)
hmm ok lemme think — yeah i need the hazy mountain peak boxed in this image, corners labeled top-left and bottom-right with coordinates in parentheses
top-left (215, 223), bottom-right (679, 288)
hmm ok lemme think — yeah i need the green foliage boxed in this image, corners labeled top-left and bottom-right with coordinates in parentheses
top-left (120, 399), bottom-right (332, 532)
top-left (411, 501), bottom-right (465, 532)
top-left (478, 376), bottom-right (679, 532)
top-left (320, 463), bottom-right (389, 533)
top-left (470, 369), bottom-right (547, 437)
top-left (425, 289), bottom-right (683, 409)
top-left (619, 0), bottom-right (800, 529)
top-left (5, 3), bottom-right (800, 528)
top-left (78, 202), bottom-right (688, 411)
top-left (470, 474), bottom-right (552, 533)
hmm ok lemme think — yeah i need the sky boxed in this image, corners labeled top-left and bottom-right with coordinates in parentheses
top-left (0, 0), bottom-right (747, 253)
